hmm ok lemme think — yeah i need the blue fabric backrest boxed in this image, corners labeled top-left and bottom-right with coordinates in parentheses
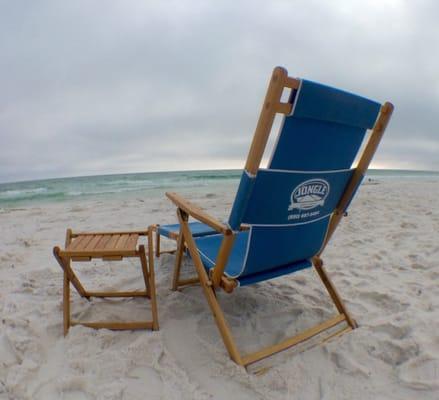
top-left (228, 79), bottom-right (381, 277)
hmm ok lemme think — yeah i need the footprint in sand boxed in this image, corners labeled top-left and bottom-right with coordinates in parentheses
top-left (367, 339), bottom-right (419, 366)
top-left (372, 322), bottom-right (411, 340)
top-left (124, 366), bottom-right (164, 399)
top-left (329, 350), bottom-right (371, 378)
top-left (358, 291), bottom-right (408, 313)
top-left (33, 379), bottom-right (92, 400)
top-left (400, 222), bottom-right (418, 229)
top-left (398, 355), bottom-right (439, 390)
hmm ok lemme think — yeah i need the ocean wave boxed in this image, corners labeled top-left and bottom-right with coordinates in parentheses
top-left (0, 187), bottom-right (48, 199)
top-left (0, 170), bottom-right (241, 206)
top-left (0, 190), bottom-right (65, 204)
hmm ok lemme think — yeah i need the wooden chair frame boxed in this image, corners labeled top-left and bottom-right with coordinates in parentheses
top-left (151, 224), bottom-right (179, 258)
top-left (53, 227), bottom-right (159, 335)
top-left (166, 67), bottom-right (393, 366)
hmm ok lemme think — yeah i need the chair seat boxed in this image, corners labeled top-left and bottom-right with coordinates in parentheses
top-left (158, 222), bottom-right (217, 239)
top-left (195, 232), bottom-right (312, 286)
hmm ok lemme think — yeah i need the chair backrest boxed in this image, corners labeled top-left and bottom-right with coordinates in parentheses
top-left (227, 73), bottom-right (385, 278)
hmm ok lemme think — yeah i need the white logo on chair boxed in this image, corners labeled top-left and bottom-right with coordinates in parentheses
top-left (288, 179), bottom-right (330, 211)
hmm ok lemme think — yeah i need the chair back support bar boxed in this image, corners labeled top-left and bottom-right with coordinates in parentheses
top-left (244, 67), bottom-right (298, 175)
top-left (321, 101), bottom-right (394, 249)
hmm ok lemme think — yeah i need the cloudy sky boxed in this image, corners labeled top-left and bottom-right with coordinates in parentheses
top-left (1, 0), bottom-right (438, 183)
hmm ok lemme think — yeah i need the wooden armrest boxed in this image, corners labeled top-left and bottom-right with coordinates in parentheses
top-left (71, 230), bottom-right (149, 237)
top-left (166, 192), bottom-right (230, 234)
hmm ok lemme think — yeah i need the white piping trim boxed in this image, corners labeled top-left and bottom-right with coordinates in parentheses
top-left (244, 169), bottom-right (256, 178)
top-left (268, 79), bottom-right (302, 168)
top-left (197, 248), bottom-right (216, 267)
top-left (261, 167), bottom-right (353, 174)
top-left (223, 227), bottom-right (253, 279)
top-left (267, 114), bottom-right (287, 168)
top-left (223, 212), bottom-right (331, 280)
top-left (246, 212), bottom-right (332, 228)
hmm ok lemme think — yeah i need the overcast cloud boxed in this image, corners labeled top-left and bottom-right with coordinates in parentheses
top-left (0, 0), bottom-right (438, 183)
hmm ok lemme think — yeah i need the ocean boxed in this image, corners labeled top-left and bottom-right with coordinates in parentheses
top-left (0, 169), bottom-right (438, 208)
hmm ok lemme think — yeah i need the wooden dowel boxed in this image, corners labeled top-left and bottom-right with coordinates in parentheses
top-left (155, 225), bottom-right (161, 257)
top-left (275, 102), bottom-right (293, 114)
top-left (241, 314), bottom-right (346, 366)
top-left (60, 249), bottom-right (138, 257)
top-left (220, 276), bottom-right (238, 293)
top-left (73, 230), bottom-right (148, 236)
top-left (101, 256), bottom-right (123, 261)
top-left (245, 66), bottom-right (288, 174)
top-left (166, 192), bottom-right (228, 233)
top-left (321, 102), bottom-right (394, 249)
top-left (176, 277), bottom-right (200, 287)
top-left (212, 232), bottom-right (235, 288)
top-left (139, 245), bottom-right (151, 297)
top-left (319, 325), bottom-right (352, 345)
top-left (313, 259), bottom-right (357, 328)
top-left (70, 321), bottom-right (154, 330)
top-left (71, 256), bottom-right (92, 262)
top-left (85, 291), bottom-right (148, 298)
top-left (147, 228), bottom-right (159, 330)
top-left (177, 209), bottom-right (244, 365)
top-left (284, 76), bottom-right (300, 89)
top-left (172, 229), bottom-right (186, 290)
top-left (53, 246), bottom-right (88, 298)
top-left (63, 229), bottom-right (72, 336)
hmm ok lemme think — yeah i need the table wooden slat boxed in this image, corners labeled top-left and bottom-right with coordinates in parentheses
top-left (94, 234), bottom-right (112, 251)
top-left (105, 234), bottom-right (120, 250)
top-left (68, 235), bottom-right (86, 250)
top-left (116, 234), bottom-right (130, 249)
top-left (124, 234), bottom-right (139, 251)
top-left (78, 234), bottom-right (96, 250)
top-left (84, 235), bottom-right (102, 251)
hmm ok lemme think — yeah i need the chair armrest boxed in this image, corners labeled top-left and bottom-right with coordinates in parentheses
top-left (166, 192), bottom-right (230, 234)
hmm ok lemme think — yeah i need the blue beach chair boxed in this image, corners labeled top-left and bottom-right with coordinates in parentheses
top-left (154, 222), bottom-right (215, 255)
top-left (166, 67), bottom-right (393, 366)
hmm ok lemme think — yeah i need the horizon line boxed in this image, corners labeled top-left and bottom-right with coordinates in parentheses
top-left (1, 167), bottom-right (439, 186)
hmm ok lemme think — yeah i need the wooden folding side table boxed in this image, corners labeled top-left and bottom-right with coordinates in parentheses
top-left (53, 227), bottom-right (159, 335)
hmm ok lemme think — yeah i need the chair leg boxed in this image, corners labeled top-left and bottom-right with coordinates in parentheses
top-left (177, 210), bottom-right (243, 365)
top-left (53, 247), bottom-right (89, 299)
top-left (63, 272), bottom-right (70, 336)
top-left (155, 225), bottom-right (161, 257)
top-left (313, 258), bottom-right (357, 328)
top-left (139, 245), bottom-right (151, 298)
top-left (147, 229), bottom-right (159, 330)
top-left (140, 244), bottom-right (159, 330)
top-left (171, 230), bottom-right (185, 291)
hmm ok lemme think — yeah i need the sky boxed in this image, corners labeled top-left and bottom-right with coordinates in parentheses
top-left (0, 0), bottom-right (438, 183)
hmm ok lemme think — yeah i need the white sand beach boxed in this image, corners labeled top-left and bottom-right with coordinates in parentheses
top-left (0, 179), bottom-right (438, 399)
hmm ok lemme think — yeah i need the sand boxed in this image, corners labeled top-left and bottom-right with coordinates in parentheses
top-left (0, 180), bottom-right (438, 399)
